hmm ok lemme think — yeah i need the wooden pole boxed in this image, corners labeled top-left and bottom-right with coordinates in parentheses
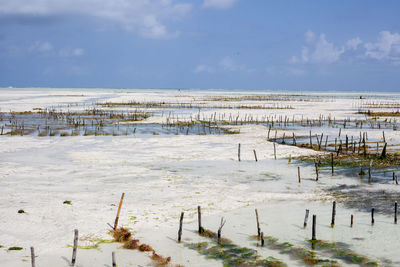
top-left (31, 247), bottom-right (35, 267)
top-left (198, 206), bottom-right (203, 234)
top-left (331, 153), bottom-right (334, 175)
top-left (71, 229), bottom-right (78, 266)
top-left (255, 209), bottom-right (261, 238)
top-left (114, 193), bottom-right (125, 230)
top-left (253, 149), bottom-right (258, 162)
top-left (238, 143), bottom-right (241, 162)
top-left (112, 252), bottom-right (116, 267)
top-left (217, 217), bottom-right (226, 241)
top-left (260, 232), bottom-right (264, 247)
top-left (371, 208), bottom-right (375, 225)
top-left (273, 142), bottom-right (277, 160)
top-left (298, 166), bottom-right (301, 183)
top-left (351, 214), bottom-right (354, 227)
top-left (312, 215), bottom-right (316, 241)
top-left (331, 201), bottom-right (336, 227)
top-left (315, 160), bottom-right (319, 181)
top-left (178, 212), bottom-right (184, 242)
top-left (303, 209), bottom-right (309, 228)
top-left (395, 202), bottom-right (398, 224)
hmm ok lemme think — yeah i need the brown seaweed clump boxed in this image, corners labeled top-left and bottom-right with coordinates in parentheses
top-left (139, 244), bottom-right (153, 252)
top-left (111, 227), bottom-right (132, 242)
top-left (123, 239), bottom-right (139, 249)
top-left (152, 251), bottom-right (171, 266)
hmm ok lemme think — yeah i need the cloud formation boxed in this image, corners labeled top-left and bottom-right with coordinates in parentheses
top-left (0, 0), bottom-right (192, 39)
top-left (194, 56), bottom-right (249, 74)
top-left (292, 31), bottom-right (345, 64)
top-left (365, 31), bottom-right (400, 60)
top-left (203, 0), bottom-right (238, 9)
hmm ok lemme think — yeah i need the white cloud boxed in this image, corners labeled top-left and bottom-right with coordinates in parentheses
top-left (293, 31), bottom-right (345, 64)
top-left (59, 47), bottom-right (85, 57)
top-left (194, 56), bottom-right (250, 74)
top-left (203, 0), bottom-right (238, 9)
top-left (29, 41), bottom-right (53, 53)
top-left (305, 30), bottom-right (316, 43)
top-left (219, 56), bottom-right (246, 71)
top-left (312, 34), bottom-right (345, 63)
top-left (0, 0), bottom-right (192, 39)
top-left (346, 37), bottom-right (362, 50)
top-left (193, 64), bottom-right (216, 73)
top-left (364, 31), bottom-right (400, 60)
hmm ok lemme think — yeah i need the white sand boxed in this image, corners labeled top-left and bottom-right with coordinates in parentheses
top-left (1, 88), bottom-right (400, 266)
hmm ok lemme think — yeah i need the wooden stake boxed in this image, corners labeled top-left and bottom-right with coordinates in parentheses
top-left (331, 153), bottom-right (334, 175)
top-left (217, 217), bottom-right (226, 240)
top-left (260, 232), bottom-right (264, 247)
top-left (331, 201), bottom-right (336, 227)
top-left (371, 208), bottom-right (375, 225)
top-left (351, 214), bottom-right (354, 227)
top-left (198, 206), bottom-right (203, 234)
top-left (253, 149), bottom-right (258, 162)
top-left (71, 229), bottom-right (78, 266)
top-left (315, 160), bottom-right (319, 181)
top-left (31, 247), bottom-right (35, 267)
top-left (255, 209), bottom-right (261, 238)
top-left (298, 166), bottom-right (301, 183)
top-left (178, 212), bottom-right (184, 242)
top-left (312, 215), bottom-right (316, 241)
top-left (238, 143), bottom-right (241, 162)
top-left (395, 202), bottom-right (398, 224)
top-left (114, 193), bottom-right (125, 230)
top-left (273, 142), bottom-right (277, 160)
top-left (112, 252), bottom-right (116, 267)
top-left (304, 209), bottom-right (309, 228)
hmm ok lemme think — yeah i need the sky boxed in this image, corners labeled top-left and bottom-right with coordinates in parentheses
top-left (0, 0), bottom-right (400, 91)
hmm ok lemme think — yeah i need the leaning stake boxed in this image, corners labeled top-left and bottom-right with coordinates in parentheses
top-left (114, 193), bottom-right (125, 230)
top-left (31, 247), bottom-right (35, 267)
top-left (255, 209), bottom-right (261, 238)
top-left (71, 229), bottom-right (78, 266)
top-left (178, 212), bottom-right (184, 242)
top-left (303, 209), bottom-right (309, 228)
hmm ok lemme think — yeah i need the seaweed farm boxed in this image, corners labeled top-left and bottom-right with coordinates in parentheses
top-left (1, 88), bottom-right (400, 266)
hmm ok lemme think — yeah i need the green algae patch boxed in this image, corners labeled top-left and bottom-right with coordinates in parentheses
top-left (308, 240), bottom-right (379, 266)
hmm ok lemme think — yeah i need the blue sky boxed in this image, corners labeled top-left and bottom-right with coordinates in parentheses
top-left (1, 0), bottom-right (400, 91)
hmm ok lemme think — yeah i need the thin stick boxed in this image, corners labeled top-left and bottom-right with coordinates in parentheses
top-left (198, 206), bottom-right (203, 234)
top-left (114, 193), bottom-right (125, 230)
top-left (71, 229), bottom-right (78, 266)
top-left (312, 215), bottom-right (316, 241)
top-left (31, 247), bottom-right (35, 267)
top-left (303, 209), bottom-right (309, 228)
top-left (331, 201), bottom-right (336, 227)
top-left (112, 252), bottom-right (116, 267)
top-left (178, 212), bottom-right (184, 242)
top-left (298, 166), bottom-right (301, 183)
top-left (255, 209), bottom-right (261, 238)
top-left (273, 142), bottom-right (277, 160)
top-left (253, 149), bottom-right (258, 162)
top-left (371, 208), bottom-right (375, 225)
top-left (351, 214), bottom-right (354, 227)
top-left (331, 153), bottom-right (334, 175)
top-left (260, 232), bottom-right (264, 247)
top-left (238, 143), bottom-right (241, 162)
top-left (395, 202), bottom-right (398, 224)
top-left (217, 217), bottom-right (226, 240)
